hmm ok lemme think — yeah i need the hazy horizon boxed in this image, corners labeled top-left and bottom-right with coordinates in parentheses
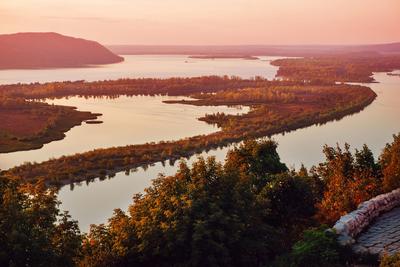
top-left (1, 0), bottom-right (400, 45)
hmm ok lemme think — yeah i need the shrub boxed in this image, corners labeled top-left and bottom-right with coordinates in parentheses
top-left (380, 253), bottom-right (400, 267)
top-left (288, 227), bottom-right (344, 267)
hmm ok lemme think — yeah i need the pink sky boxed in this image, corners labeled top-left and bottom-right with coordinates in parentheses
top-left (1, 0), bottom-right (399, 45)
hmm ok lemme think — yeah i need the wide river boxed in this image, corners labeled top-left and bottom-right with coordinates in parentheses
top-left (0, 55), bottom-right (399, 232)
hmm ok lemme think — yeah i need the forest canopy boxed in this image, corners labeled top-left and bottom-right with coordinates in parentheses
top-left (3, 136), bottom-right (400, 266)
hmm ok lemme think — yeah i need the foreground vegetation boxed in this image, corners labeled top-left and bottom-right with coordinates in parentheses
top-left (3, 81), bottom-right (376, 186)
top-left (2, 136), bottom-right (400, 266)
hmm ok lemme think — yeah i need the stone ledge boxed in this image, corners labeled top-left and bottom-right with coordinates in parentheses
top-left (333, 188), bottom-right (400, 247)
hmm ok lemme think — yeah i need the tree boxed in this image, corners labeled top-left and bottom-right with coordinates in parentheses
top-left (82, 139), bottom-right (292, 266)
top-left (315, 144), bottom-right (381, 224)
top-left (0, 176), bottom-right (82, 267)
top-left (258, 173), bottom-right (317, 229)
top-left (380, 134), bottom-right (400, 192)
top-left (224, 139), bottom-right (288, 189)
top-left (287, 227), bottom-right (345, 267)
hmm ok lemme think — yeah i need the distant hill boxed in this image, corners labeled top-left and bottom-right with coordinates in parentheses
top-left (351, 42), bottom-right (400, 54)
top-left (0, 32), bottom-right (124, 69)
top-left (108, 43), bottom-right (400, 57)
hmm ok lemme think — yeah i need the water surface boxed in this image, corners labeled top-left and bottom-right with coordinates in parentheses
top-left (58, 72), bottom-right (400, 232)
top-left (1, 57), bottom-right (399, 232)
top-left (0, 96), bottom-right (248, 169)
top-left (0, 55), bottom-right (280, 84)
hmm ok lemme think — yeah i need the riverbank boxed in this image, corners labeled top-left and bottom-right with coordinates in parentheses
top-left (0, 99), bottom-right (100, 153)
top-left (4, 82), bottom-right (376, 186)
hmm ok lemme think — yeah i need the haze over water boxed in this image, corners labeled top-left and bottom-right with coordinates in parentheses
top-left (0, 55), bottom-right (280, 85)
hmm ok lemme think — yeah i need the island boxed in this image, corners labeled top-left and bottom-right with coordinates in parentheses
top-left (189, 55), bottom-right (259, 60)
top-left (1, 78), bottom-right (376, 186)
top-left (0, 98), bottom-right (100, 153)
top-left (3, 52), bottom-right (400, 185)
top-left (0, 32), bottom-right (124, 69)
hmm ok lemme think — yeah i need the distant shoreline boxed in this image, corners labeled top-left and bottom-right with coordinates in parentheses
top-left (188, 55), bottom-right (259, 60)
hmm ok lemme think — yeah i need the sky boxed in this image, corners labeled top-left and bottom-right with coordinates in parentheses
top-left (1, 0), bottom-right (400, 45)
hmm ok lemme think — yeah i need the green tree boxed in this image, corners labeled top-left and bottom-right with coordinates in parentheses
top-left (258, 173), bottom-right (317, 230)
top-left (224, 139), bottom-right (288, 191)
top-left (288, 227), bottom-right (344, 267)
top-left (82, 139), bottom-right (292, 267)
top-left (0, 176), bottom-right (82, 267)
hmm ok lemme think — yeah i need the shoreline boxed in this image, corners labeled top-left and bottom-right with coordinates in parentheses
top-left (4, 86), bottom-right (376, 188)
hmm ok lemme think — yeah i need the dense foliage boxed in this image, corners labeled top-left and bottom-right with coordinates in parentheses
top-left (80, 140), bottom-right (318, 267)
top-left (380, 252), bottom-right (400, 267)
top-left (282, 227), bottom-right (347, 267)
top-left (314, 134), bottom-right (400, 224)
top-left (380, 134), bottom-right (400, 192)
top-left (2, 136), bottom-right (400, 266)
top-left (314, 144), bottom-right (382, 224)
top-left (0, 176), bottom-right (82, 266)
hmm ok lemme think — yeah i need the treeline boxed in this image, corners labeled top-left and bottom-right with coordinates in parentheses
top-left (2, 136), bottom-right (400, 266)
top-left (0, 76), bottom-right (332, 100)
top-left (164, 86), bottom-right (298, 105)
top-left (164, 84), bottom-right (373, 106)
top-left (271, 54), bottom-right (400, 83)
top-left (5, 83), bottom-right (376, 185)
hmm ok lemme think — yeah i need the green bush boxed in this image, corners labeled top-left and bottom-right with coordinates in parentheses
top-left (288, 227), bottom-right (344, 267)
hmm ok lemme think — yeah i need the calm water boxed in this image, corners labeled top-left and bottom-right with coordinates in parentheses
top-left (0, 55), bottom-right (281, 84)
top-left (1, 54), bottom-right (280, 169)
top-left (0, 96), bottom-right (248, 170)
top-left (0, 56), bottom-right (399, 232)
top-left (57, 72), bottom-right (400, 232)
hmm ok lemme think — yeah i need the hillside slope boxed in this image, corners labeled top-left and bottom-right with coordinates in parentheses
top-left (0, 32), bottom-right (124, 69)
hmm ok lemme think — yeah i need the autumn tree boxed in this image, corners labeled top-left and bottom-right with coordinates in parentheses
top-left (80, 139), bottom-right (322, 266)
top-left (380, 134), bottom-right (400, 192)
top-left (315, 144), bottom-right (381, 224)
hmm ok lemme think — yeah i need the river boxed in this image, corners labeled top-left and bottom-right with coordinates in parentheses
top-left (0, 56), bottom-right (399, 232)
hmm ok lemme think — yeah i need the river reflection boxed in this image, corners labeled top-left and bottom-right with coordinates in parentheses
top-left (58, 72), bottom-right (400, 232)
top-left (0, 95), bottom-right (248, 170)
top-left (0, 55), bottom-right (279, 169)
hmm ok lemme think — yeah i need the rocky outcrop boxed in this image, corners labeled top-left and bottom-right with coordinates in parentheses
top-left (333, 188), bottom-right (400, 250)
